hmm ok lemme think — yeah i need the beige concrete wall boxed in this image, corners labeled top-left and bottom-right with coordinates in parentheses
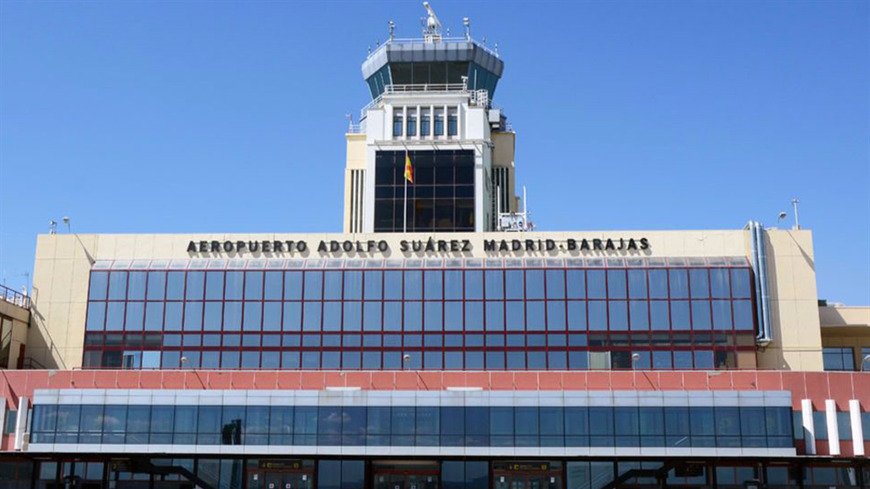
top-left (342, 134), bottom-right (367, 233)
top-left (754, 230), bottom-right (824, 371)
top-left (819, 306), bottom-right (870, 328)
top-left (0, 301), bottom-right (30, 369)
top-left (491, 131), bottom-right (517, 213)
top-left (29, 228), bottom-right (827, 371)
top-left (819, 306), bottom-right (870, 370)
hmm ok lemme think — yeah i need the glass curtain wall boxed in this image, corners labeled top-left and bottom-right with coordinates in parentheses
top-left (374, 150), bottom-right (475, 233)
top-left (31, 404), bottom-right (793, 449)
top-left (82, 258), bottom-right (757, 371)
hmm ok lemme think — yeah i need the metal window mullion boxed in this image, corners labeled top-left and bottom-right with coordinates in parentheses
top-left (256, 271), bottom-right (266, 369)
top-left (665, 269), bottom-right (674, 369)
top-left (120, 272), bottom-right (130, 344)
top-left (541, 269), bottom-right (549, 370)
top-left (522, 269), bottom-right (528, 370)
top-left (562, 267), bottom-right (570, 368)
top-left (400, 269), bottom-right (406, 364)
top-left (705, 268), bottom-right (715, 363)
top-left (686, 268), bottom-right (695, 368)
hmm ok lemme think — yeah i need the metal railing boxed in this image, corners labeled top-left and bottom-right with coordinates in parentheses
top-left (359, 94), bottom-right (384, 121)
top-left (384, 83), bottom-right (468, 94)
top-left (366, 36), bottom-right (499, 60)
top-left (0, 284), bottom-right (30, 309)
top-left (358, 86), bottom-right (491, 123)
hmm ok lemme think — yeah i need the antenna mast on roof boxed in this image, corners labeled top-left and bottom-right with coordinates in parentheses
top-left (496, 186), bottom-right (533, 232)
top-left (422, 2), bottom-right (442, 43)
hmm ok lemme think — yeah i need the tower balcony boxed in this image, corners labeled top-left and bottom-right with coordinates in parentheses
top-left (359, 83), bottom-right (491, 123)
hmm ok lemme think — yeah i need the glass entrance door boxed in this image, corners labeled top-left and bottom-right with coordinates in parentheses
top-left (495, 475), bottom-right (559, 489)
top-left (375, 474), bottom-right (439, 489)
top-left (247, 460), bottom-right (314, 489)
top-left (493, 462), bottom-right (563, 489)
top-left (260, 472), bottom-right (312, 489)
top-left (372, 461), bottom-right (440, 489)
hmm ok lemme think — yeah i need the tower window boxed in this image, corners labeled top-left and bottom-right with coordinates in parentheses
top-left (393, 115), bottom-right (403, 137)
top-left (374, 150), bottom-right (475, 232)
top-left (434, 115), bottom-right (444, 136)
top-left (407, 115), bottom-right (417, 137)
top-left (421, 111), bottom-right (431, 136)
top-left (448, 115), bottom-right (458, 136)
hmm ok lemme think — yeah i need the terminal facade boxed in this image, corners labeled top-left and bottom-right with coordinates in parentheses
top-left (0, 4), bottom-right (869, 489)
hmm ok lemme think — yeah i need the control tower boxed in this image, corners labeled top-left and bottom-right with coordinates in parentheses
top-left (343, 3), bottom-right (519, 233)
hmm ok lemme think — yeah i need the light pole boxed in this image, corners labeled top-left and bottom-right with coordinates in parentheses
top-left (861, 354), bottom-right (870, 372)
top-left (791, 198), bottom-right (801, 230)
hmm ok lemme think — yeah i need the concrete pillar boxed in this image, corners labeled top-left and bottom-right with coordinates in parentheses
top-left (850, 399), bottom-right (864, 456)
top-left (826, 399), bottom-right (840, 456)
top-left (14, 396), bottom-right (28, 451)
top-left (801, 399), bottom-right (815, 455)
top-left (0, 396), bottom-right (5, 441)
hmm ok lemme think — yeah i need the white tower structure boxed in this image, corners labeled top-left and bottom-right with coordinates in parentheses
top-left (343, 3), bottom-right (518, 234)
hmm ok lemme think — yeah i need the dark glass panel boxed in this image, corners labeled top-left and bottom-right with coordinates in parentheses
top-left (514, 407), bottom-right (539, 446)
top-left (526, 270), bottom-right (545, 299)
top-left (587, 271), bottom-right (606, 299)
top-left (224, 272), bottom-right (243, 300)
top-left (607, 270), bottom-right (627, 299)
top-left (648, 270), bottom-right (668, 299)
top-left (108, 271), bottom-right (128, 300)
top-left (689, 269), bottom-right (709, 298)
top-left (730, 269), bottom-right (752, 298)
top-left (669, 270), bottom-right (689, 299)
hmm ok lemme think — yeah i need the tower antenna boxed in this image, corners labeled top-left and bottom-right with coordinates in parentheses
top-left (422, 2), bottom-right (442, 43)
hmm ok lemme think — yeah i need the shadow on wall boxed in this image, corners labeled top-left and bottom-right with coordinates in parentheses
top-left (23, 289), bottom-right (63, 370)
top-left (762, 230), bottom-right (822, 372)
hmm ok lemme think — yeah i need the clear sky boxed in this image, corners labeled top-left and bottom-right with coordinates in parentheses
top-left (0, 0), bottom-right (868, 305)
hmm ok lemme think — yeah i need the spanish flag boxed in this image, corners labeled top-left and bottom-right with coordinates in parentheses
top-left (403, 152), bottom-right (414, 184)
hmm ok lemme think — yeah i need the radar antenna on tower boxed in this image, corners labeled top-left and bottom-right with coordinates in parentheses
top-left (422, 2), bottom-right (442, 43)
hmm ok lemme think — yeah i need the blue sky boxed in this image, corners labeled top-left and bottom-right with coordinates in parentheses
top-left (0, 0), bottom-right (868, 305)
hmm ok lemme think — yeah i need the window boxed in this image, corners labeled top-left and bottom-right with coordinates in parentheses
top-left (30, 403), bottom-right (792, 449)
top-left (447, 114), bottom-right (458, 136)
top-left (434, 114), bottom-right (444, 136)
top-left (823, 347), bottom-right (855, 371)
top-left (374, 150), bottom-right (475, 233)
top-left (83, 262), bottom-right (757, 371)
top-left (407, 113), bottom-right (417, 137)
top-left (4, 410), bottom-right (16, 434)
top-left (393, 114), bottom-right (403, 137)
top-left (421, 113), bottom-right (431, 136)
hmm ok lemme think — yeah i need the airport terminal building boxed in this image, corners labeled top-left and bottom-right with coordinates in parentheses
top-left (0, 5), bottom-right (869, 489)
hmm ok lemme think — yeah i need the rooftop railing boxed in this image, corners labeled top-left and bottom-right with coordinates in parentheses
top-left (359, 85), bottom-right (490, 121)
top-left (0, 284), bottom-right (30, 309)
top-left (384, 82), bottom-right (468, 94)
top-left (366, 36), bottom-right (499, 60)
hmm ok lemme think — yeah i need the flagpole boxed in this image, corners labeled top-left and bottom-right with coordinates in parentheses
top-left (403, 171), bottom-right (408, 233)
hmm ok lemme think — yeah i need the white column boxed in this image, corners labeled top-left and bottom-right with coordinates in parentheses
top-left (850, 399), bottom-right (864, 456)
top-left (385, 105), bottom-right (394, 140)
top-left (14, 396), bottom-right (28, 451)
top-left (429, 105), bottom-right (434, 137)
top-left (826, 399), bottom-right (840, 456)
top-left (402, 106), bottom-right (407, 140)
top-left (802, 399), bottom-right (816, 455)
top-left (442, 104), bottom-right (448, 139)
top-left (416, 105), bottom-right (421, 140)
top-left (0, 397), bottom-right (5, 442)
top-left (459, 102), bottom-right (464, 138)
